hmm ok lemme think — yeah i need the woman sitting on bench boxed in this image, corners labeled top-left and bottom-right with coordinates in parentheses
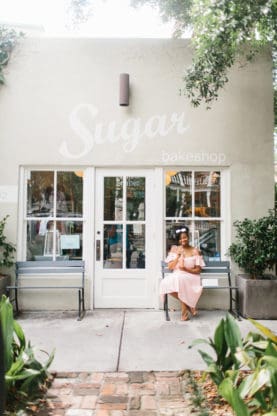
top-left (160, 226), bottom-right (205, 321)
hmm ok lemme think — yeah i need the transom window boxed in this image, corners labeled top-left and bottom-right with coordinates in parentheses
top-left (25, 170), bottom-right (83, 261)
top-left (165, 170), bottom-right (222, 261)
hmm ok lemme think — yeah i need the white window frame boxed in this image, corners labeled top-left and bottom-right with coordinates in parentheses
top-left (163, 167), bottom-right (230, 260)
top-left (17, 166), bottom-right (88, 262)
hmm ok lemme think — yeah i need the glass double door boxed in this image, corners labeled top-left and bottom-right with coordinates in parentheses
top-left (94, 169), bottom-right (155, 308)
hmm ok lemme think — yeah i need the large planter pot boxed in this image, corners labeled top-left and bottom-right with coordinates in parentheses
top-left (0, 274), bottom-right (10, 296)
top-left (237, 274), bottom-right (277, 319)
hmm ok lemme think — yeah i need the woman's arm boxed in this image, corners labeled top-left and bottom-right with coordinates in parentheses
top-left (178, 247), bottom-right (203, 274)
top-left (179, 264), bottom-right (202, 274)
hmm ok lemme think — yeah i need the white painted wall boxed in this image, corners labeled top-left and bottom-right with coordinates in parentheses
top-left (0, 38), bottom-right (274, 310)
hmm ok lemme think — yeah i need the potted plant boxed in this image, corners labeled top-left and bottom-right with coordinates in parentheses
top-left (0, 216), bottom-right (16, 295)
top-left (228, 209), bottom-right (277, 319)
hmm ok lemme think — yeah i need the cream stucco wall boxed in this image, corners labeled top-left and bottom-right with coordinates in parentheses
top-left (0, 37), bottom-right (274, 310)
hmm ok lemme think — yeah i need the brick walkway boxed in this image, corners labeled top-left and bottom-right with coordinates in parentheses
top-left (45, 371), bottom-right (194, 416)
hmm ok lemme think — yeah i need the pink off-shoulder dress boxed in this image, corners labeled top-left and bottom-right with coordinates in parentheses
top-left (160, 247), bottom-right (205, 308)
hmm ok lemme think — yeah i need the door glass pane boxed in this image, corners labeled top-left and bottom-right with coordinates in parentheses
top-left (27, 171), bottom-right (54, 217)
top-left (104, 177), bottom-right (123, 221)
top-left (126, 177), bottom-right (145, 220)
top-left (103, 224), bottom-right (123, 268)
top-left (166, 171), bottom-right (192, 217)
top-left (57, 172), bottom-right (83, 217)
top-left (194, 171), bottom-right (221, 217)
top-left (195, 221), bottom-right (221, 261)
top-left (126, 224), bottom-right (145, 269)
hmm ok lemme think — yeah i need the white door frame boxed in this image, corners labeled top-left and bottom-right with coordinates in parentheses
top-left (94, 168), bottom-right (157, 308)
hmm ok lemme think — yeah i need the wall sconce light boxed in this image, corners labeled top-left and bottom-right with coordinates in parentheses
top-left (119, 73), bottom-right (129, 106)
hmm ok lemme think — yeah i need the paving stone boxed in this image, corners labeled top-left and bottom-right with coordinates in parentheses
top-left (65, 409), bottom-right (94, 416)
top-left (141, 395), bottom-right (157, 410)
top-left (97, 403), bottom-right (128, 410)
top-left (81, 395), bottom-right (98, 409)
top-left (98, 395), bottom-right (128, 404)
top-left (127, 411), bottom-right (158, 416)
top-left (43, 371), bottom-right (192, 415)
top-left (129, 396), bottom-right (141, 410)
top-left (55, 372), bottom-right (79, 379)
top-left (101, 383), bottom-right (117, 395)
top-left (128, 372), bottom-right (144, 383)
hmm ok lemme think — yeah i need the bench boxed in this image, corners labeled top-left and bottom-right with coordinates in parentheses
top-left (161, 260), bottom-right (240, 321)
top-left (6, 260), bottom-right (85, 320)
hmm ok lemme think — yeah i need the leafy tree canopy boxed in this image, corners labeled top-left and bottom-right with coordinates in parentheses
top-left (0, 26), bottom-right (21, 85)
top-left (132, 0), bottom-right (277, 109)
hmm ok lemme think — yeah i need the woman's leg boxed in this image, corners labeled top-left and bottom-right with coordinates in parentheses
top-left (169, 292), bottom-right (189, 320)
top-left (169, 292), bottom-right (179, 299)
top-left (180, 301), bottom-right (190, 321)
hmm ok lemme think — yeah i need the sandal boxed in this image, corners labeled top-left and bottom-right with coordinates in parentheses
top-left (188, 306), bottom-right (198, 316)
top-left (181, 311), bottom-right (190, 321)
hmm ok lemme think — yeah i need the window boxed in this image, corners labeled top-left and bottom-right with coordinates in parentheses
top-left (102, 176), bottom-right (146, 269)
top-left (165, 170), bottom-right (223, 261)
top-left (25, 170), bottom-right (83, 261)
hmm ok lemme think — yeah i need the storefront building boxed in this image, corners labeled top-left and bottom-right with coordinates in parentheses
top-left (0, 38), bottom-right (274, 311)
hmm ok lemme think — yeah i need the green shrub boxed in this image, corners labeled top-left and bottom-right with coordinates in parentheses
top-left (190, 314), bottom-right (277, 415)
top-left (228, 209), bottom-right (277, 279)
top-left (0, 295), bottom-right (54, 412)
top-left (0, 215), bottom-right (16, 270)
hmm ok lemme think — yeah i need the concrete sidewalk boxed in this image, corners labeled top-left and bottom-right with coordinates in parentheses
top-left (17, 309), bottom-right (277, 373)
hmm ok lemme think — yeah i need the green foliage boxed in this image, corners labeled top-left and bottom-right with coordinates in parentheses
top-left (186, 0), bottom-right (276, 108)
top-left (0, 26), bottom-right (22, 85)
top-left (0, 216), bottom-right (16, 269)
top-left (189, 313), bottom-right (242, 385)
top-left (184, 370), bottom-right (211, 415)
top-left (0, 295), bottom-right (54, 412)
top-left (131, 0), bottom-right (193, 37)
top-left (131, 0), bottom-right (277, 110)
top-left (228, 209), bottom-right (277, 279)
top-left (66, 0), bottom-right (94, 29)
top-left (190, 313), bottom-right (277, 415)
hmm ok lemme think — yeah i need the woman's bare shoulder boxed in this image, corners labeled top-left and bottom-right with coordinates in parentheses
top-left (169, 245), bottom-right (178, 253)
top-left (191, 247), bottom-right (202, 256)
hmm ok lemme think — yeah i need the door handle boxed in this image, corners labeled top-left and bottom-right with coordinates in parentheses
top-left (96, 239), bottom-right (101, 261)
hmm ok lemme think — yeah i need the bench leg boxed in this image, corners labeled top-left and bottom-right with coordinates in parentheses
top-left (164, 294), bottom-right (170, 321)
top-left (229, 288), bottom-right (242, 321)
top-left (77, 289), bottom-right (85, 321)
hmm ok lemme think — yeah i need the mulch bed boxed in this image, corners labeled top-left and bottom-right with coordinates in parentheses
top-left (186, 370), bottom-right (234, 415)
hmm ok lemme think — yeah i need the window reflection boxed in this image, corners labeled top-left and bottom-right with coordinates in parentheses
top-left (126, 177), bottom-right (145, 220)
top-left (27, 171), bottom-right (54, 217)
top-left (194, 221), bottom-right (221, 261)
top-left (165, 170), bottom-right (222, 259)
top-left (104, 177), bottom-right (123, 221)
top-left (126, 224), bottom-right (145, 269)
top-left (26, 170), bottom-right (84, 261)
top-left (57, 172), bottom-right (83, 217)
top-left (26, 219), bottom-right (83, 260)
top-left (194, 172), bottom-right (220, 217)
top-left (166, 171), bottom-right (192, 217)
top-left (103, 224), bottom-right (123, 268)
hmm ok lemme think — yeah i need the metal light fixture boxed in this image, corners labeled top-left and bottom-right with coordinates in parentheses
top-left (119, 73), bottom-right (129, 106)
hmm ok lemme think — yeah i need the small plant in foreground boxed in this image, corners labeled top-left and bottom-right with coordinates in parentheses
top-left (190, 314), bottom-right (277, 415)
top-left (0, 295), bottom-right (54, 413)
top-left (184, 370), bottom-right (210, 415)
